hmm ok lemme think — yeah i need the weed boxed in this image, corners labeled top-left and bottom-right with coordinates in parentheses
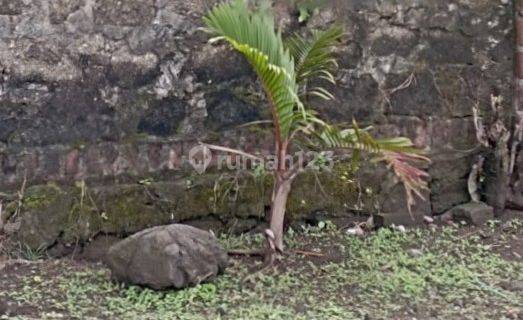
top-left (17, 243), bottom-right (47, 261)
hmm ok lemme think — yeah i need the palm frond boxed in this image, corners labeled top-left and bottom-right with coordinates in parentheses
top-left (311, 120), bottom-right (430, 212)
top-left (203, 0), bottom-right (302, 139)
top-left (286, 25), bottom-right (344, 99)
top-left (373, 151), bottom-right (430, 212)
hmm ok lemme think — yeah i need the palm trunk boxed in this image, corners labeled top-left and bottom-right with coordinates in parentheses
top-left (269, 172), bottom-right (292, 252)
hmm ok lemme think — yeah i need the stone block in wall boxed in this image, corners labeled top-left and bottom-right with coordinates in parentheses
top-left (383, 71), bottom-right (443, 117)
top-left (356, 165), bottom-right (431, 221)
top-left (429, 118), bottom-right (477, 152)
top-left (93, 0), bottom-right (156, 26)
top-left (421, 32), bottom-right (474, 65)
top-left (327, 73), bottom-right (382, 123)
top-left (192, 44), bottom-right (253, 83)
top-left (0, 0), bottom-right (23, 15)
top-left (13, 185), bottom-right (74, 250)
top-left (430, 178), bottom-right (470, 215)
top-left (429, 153), bottom-right (475, 185)
top-left (0, 139), bottom-right (185, 190)
top-left (204, 89), bottom-right (261, 131)
top-left (382, 67), bottom-right (483, 119)
top-left (137, 97), bottom-right (187, 136)
top-left (379, 182), bottom-right (431, 219)
top-left (49, 0), bottom-right (83, 25)
top-left (369, 28), bottom-right (419, 58)
top-left (375, 116), bottom-right (429, 148)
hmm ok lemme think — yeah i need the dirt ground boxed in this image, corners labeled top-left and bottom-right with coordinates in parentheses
top-left (0, 217), bottom-right (522, 320)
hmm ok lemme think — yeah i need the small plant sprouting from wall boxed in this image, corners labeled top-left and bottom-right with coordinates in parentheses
top-left (292, 0), bottom-right (326, 23)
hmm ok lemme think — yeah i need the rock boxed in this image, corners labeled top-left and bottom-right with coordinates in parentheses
top-left (93, 0), bottom-right (156, 26)
top-left (500, 280), bottom-right (523, 292)
top-left (47, 242), bottom-right (76, 258)
top-left (184, 217), bottom-right (226, 234)
top-left (430, 177), bottom-right (471, 214)
top-left (0, 299), bottom-right (8, 316)
top-left (204, 89), bottom-right (260, 131)
top-left (49, 0), bottom-right (83, 25)
top-left (226, 218), bottom-right (259, 234)
top-left (445, 202), bottom-right (494, 226)
top-left (407, 248), bottom-right (423, 257)
top-left (137, 97), bottom-right (187, 136)
top-left (0, 255), bottom-right (6, 272)
top-left (423, 216), bottom-right (434, 224)
top-left (2, 221), bottom-right (20, 236)
top-left (391, 225), bottom-right (407, 233)
top-left (0, 0), bottom-right (22, 15)
top-left (346, 226), bottom-right (365, 237)
top-left (503, 210), bottom-right (523, 221)
top-left (433, 211), bottom-right (453, 224)
top-left (16, 185), bottom-right (73, 250)
top-left (106, 224), bottom-right (228, 290)
top-left (79, 235), bottom-right (121, 262)
top-left (0, 298), bottom-right (15, 317)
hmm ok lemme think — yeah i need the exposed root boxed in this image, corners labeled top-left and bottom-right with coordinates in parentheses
top-left (228, 229), bottom-right (281, 277)
top-left (293, 250), bottom-right (324, 257)
top-left (227, 249), bottom-right (266, 256)
top-left (241, 251), bottom-right (278, 283)
top-left (468, 155), bottom-right (485, 202)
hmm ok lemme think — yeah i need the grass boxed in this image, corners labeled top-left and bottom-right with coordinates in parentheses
top-left (1, 219), bottom-right (522, 319)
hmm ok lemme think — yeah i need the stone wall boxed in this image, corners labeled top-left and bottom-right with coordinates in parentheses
top-left (0, 0), bottom-right (515, 248)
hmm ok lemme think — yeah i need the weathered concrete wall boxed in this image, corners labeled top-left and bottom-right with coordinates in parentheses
top-left (0, 0), bottom-right (515, 247)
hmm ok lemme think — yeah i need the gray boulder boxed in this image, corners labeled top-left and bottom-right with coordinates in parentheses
top-left (445, 202), bottom-right (494, 226)
top-left (106, 224), bottom-right (228, 290)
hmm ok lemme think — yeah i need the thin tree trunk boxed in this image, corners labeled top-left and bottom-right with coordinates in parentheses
top-left (506, 0), bottom-right (523, 212)
top-left (516, 0), bottom-right (523, 111)
top-left (484, 143), bottom-right (510, 216)
top-left (269, 172), bottom-right (292, 252)
top-left (482, 2), bottom-right (523, 215)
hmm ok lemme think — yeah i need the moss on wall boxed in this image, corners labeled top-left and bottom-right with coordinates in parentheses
top-left (8, 165), bottom-right (370, 250)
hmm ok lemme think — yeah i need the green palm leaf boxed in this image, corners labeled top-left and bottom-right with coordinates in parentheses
top-left (286, 25), bottom-right (344, 99)
top-left (203, 0), bottom-right (302, 139)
